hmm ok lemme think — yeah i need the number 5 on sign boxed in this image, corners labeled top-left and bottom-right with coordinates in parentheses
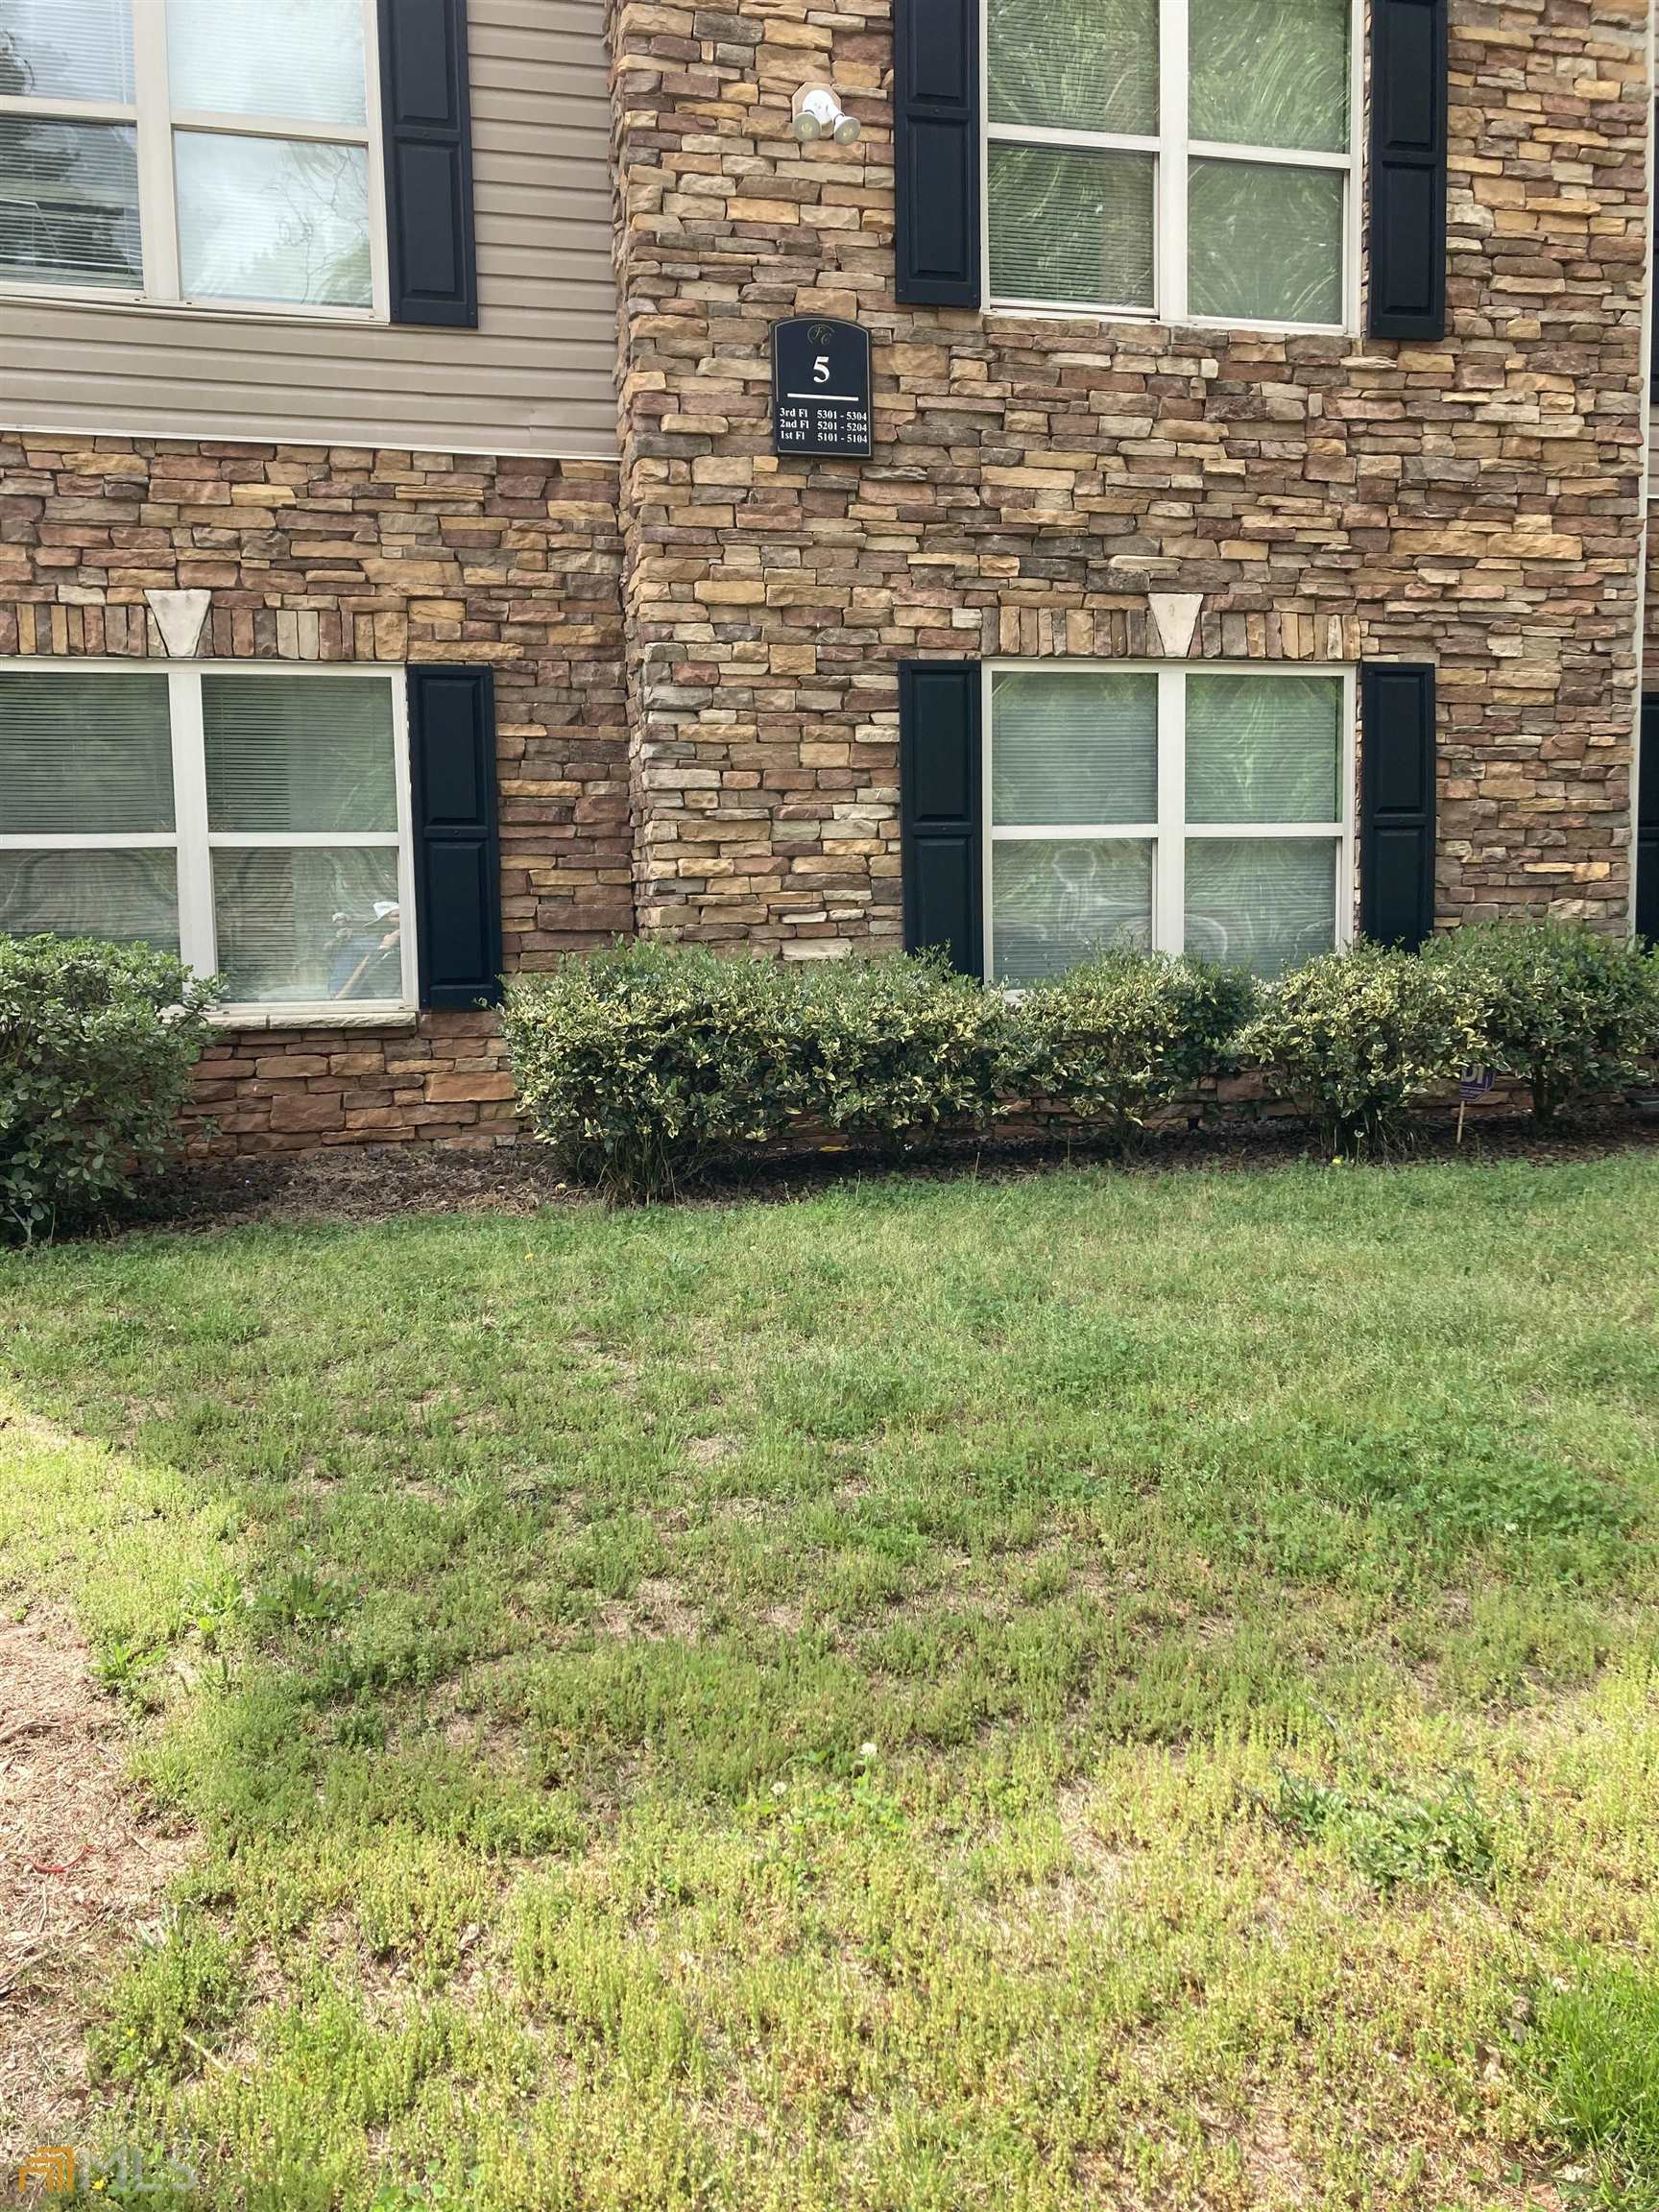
top-left (769, 317), bottom-right (873, 459)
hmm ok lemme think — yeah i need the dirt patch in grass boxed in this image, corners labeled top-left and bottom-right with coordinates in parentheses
top-left (596, 1575), bottom-right (703, 1643)
top-left (101, 1102), bottom-right (1659, 1236)
top-left (0, 1611), bottom-right (190, 2161)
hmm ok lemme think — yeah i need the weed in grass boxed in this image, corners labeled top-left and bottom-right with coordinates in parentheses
top-left (1270, 1767), bottom-right (1499, 1891)
top-left (252, 1567), bottom-right (350, 1633)
top-left (95, 1635), bottom-right (163, 1708)
top-left (1521, 1958), bottom-right (1659, 2207)
top-left (1311, 1413), bottom-right (1634, 1551)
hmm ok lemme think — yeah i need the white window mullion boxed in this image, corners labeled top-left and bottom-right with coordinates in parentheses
top-left (0, 833), bottom-right (178, 851)
top-left (1154, 667), bottom-right (1186, 955)
top-left (1159, 0), bottom-right (1189, 325)
top-left (1185, 822), bottom-right (1345, 840)
top-left (989, 824), bottom-right (1159, 841)
top-left (361, 0), bottom-right (392, 322)
top-left (987, 122), bottom-right (1162, 156)
top-left (168, 111), bottom-right (373, 147)
top-left (1345, 0), bottom-right (1364, 336)
top-left (131, 0), bottom-right (179, 301)
top-left (392, 670), bottom-right (419, 1006)
top-left (167, 667), bottom-right (216, 981)
top-left (0, 94), bottom-right (135, 120)
top-left (980, 660), bottom-right (996, 985)
top-left (1338, 666), bottom-right (1358, 944)
top-left (1188, 140), bottom-right (1354, 172)
top-left (205, 831), bottom-right (403, 850)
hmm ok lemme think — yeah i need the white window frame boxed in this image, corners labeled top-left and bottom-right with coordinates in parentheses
top-left (0, 659), bottom-right (418, 1021)
top-left (982, 659), bottom-right (1357, 982)
top-left (981, 0), bottom-right (1363, 336)
top-left (0, 0), bottom-right (388, 322)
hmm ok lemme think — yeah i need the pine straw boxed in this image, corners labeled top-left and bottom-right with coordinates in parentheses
top-left (0, 1612), bottom-right (189, 2163)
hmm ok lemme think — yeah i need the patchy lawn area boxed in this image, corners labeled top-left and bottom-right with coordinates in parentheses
top-left (3, 1155), bottom-right (1659, 2209)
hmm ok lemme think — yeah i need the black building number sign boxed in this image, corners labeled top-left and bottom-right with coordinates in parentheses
top-left (771, 317), bottom-right (872, 459)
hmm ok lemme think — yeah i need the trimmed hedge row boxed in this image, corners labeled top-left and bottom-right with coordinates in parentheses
top-left (503, 925), bottom-right (1659, 1202)
top-left (5, 921), bottom-right (1654, 1232)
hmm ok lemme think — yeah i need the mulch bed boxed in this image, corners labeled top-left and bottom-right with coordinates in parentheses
top-left (97, 1098), bottom-right (1659, 1236)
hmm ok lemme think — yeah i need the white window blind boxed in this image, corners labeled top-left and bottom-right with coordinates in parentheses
top-left (987, 663), bottom-right (1353, 983)
top-left (165, 0), bottom-right (368, 127)
top-left (0, 0), bottom-right (382, 314)
top-left (202, 675), bottom-right (397, 833)
top-left (0, 850), bottom-right (180, 955)
top-left (991, 670), bottom-right (1157, 825)
top-left (201, 674), bottom-right (402, 1005)
top-left (993, 838), bottom-right (1154, 984)
top-left (1, 670), bottom-right (174, 833)
top-left (0, 0), bottom-right (134, 102)
top-left (0, 664), bottom-right (414, 1015)
top-left (0, 112), bottom-right (140, 288)
top-left (985, 0), bottom-right (1358, 331)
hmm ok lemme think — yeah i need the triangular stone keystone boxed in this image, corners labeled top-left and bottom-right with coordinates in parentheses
top-left (1148, 592), bottom-right (1203, 659)
top-left (144, 588), bottom-right (211, 659)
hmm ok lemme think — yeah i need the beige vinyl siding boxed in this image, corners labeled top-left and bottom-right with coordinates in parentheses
top-left (0, 0), bottom-right (617, 460)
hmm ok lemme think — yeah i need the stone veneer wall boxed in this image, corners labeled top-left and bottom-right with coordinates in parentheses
top-left (611, 0), bottom-right (1650, 952)
top-left (0, 437), bottom-right (628, 1150)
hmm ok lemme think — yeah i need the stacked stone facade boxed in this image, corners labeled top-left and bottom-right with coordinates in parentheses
top-left (612, 0), bottom-right (1650, 948)
top-left (0, 0), bottom-right (1652, 1155)
top-left (0, 438), bottom-right (627, 1149)
top-left (184, 1012), bottom-right (516, 1150)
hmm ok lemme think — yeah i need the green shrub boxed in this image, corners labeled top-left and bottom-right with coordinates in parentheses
top-left (1007, 950), bottom-right (1256, 1148)
top-left (502, 941), bottom-right (797, 1202)
top-left (504, 945), bottom-right (1015, 1202)
top-left (0, 934), bottom-right (217, 1242)
top-left (1240, 942), bottom-right (1479, 1156)
top-left (786, 952), bottom-right (1011, 1147)
top-left (1426, 919), bottom-right (1659, 1126)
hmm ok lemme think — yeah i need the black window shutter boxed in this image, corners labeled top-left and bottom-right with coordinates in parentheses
top-left (409, 665), bottom-right (502, 1008)
top-left (893, 0), bottom-right (981, 307)
top-left (1368, 0), bottom-right (1448, 342)
top-left (1360, 663), bottom-right (1437, 950)
top-left (377, 0), bottom-right (478, 328)
top-left (901, 660), bottom-right (983, 976)
top-left (1638, 697), bottom-right (1659, 946)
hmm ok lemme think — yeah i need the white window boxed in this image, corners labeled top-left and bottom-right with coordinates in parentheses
top-left (0, 663), bottom-right (416, 1016)
top-left (986, 662), bottom-right (1354, 982)
top-left (0, 0), bottom-right (384, 316)
top-left (984, 0), bottom-right (1358, 332)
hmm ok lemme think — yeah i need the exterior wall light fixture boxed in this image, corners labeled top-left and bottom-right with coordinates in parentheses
top-left (791, 84), bottom-right (860, 144)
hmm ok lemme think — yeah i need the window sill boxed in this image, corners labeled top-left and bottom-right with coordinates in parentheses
top-left (210, 1004), bottom-right (420, 1034)
top-left (981, 302), bottom-right (1355, 343)
top-left (0, 283), bottom-right (384, 330)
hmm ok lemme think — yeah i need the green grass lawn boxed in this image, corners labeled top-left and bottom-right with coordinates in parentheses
top-left (4, 1154), bottom-right (1659, 2209)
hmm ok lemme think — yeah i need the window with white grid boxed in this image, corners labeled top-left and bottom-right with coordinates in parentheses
top-left (0, 0), bottom-right (384, 316)
top-left (0, 663), bottom-right (416, 1015)
top-left (984, 0), bottom-right (1358, 331)
top-left (986, 662), bottom-right (1355, 982)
